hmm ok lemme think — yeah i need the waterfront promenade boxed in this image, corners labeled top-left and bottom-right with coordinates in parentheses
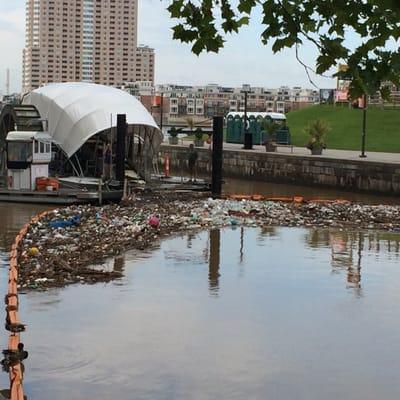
top-left (160, 140), bottom-right (400, 194)
top-left (172, 139), bottom-right (400, 165)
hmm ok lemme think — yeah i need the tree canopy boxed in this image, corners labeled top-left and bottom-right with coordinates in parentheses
top-left (167, 0), bottom-right (400, 99)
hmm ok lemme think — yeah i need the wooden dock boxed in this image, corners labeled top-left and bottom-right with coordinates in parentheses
top-left (0, 188), bottom-right (123, 204)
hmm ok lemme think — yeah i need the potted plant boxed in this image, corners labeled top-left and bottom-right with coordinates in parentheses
top-left (261, 120), bottom-right (279, 152)
top-left (185, 116), bottom-right (195, 133)
top-left (168, 126), bottom-right (179, 145)
top-left (194, 127), bottom-right (204, 147)
top-left (305, 119), bottom-right (330, 155)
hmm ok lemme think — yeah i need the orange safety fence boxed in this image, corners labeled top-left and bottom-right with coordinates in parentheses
top-left (3, 211), bottom-right (49, 400)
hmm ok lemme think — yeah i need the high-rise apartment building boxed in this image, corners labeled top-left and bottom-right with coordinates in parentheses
top-left (23, 0), bottom-right (138, 93)
top-left (135, 45), bottom-right (155, 84)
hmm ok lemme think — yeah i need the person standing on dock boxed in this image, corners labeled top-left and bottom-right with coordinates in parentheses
top-left (188, 143), bottom-right (198, 182)
top-left (103, 143), bottom-right (113, 180)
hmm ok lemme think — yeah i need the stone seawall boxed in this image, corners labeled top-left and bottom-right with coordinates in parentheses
top-left (159, 144), bottom-right (400, 194)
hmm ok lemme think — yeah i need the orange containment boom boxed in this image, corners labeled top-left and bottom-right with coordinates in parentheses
top-left (228, 194), bottom-right (351, 205)
top-left (3, 211), bottom-right (49, 399)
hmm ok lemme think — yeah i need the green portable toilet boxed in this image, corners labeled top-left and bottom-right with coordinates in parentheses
top-left (226, 115), bottom-right (235, 142)
top-left (255, 115), bottom-right (265, 145)
top-left (248, 115), bottom-right (258, 144)
top-left (234, 115), bottom-right (244, 143)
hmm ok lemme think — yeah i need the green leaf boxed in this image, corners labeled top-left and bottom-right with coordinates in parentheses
top-left (272, 36), bottom-right (297, 53)
top-left (238, 0), bottom-right (256, 14)
top-left (237, 16), bottom-right (249, 27)
top-left (167, 0), bottom-right (184, 18)
top-left (172, 24), bottom-right (199, 44)
top-left (316, 55), bottom-right (334, 75)
top-left (192, 39), bottom-right (205, 55)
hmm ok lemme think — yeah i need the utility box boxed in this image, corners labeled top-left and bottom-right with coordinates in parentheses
top-left (6, 131), bottom-right (52, 190)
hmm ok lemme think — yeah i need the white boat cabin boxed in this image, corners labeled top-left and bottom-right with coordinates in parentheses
top-left (6, 131), bottom-right (52, 190)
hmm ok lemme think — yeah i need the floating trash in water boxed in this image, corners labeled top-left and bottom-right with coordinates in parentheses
top-left (148, 215), bottom-right (160, 228)
top-left (14, 190), bottom-right (400, 290)
top-left (27, 247), bottom-right (39, 257)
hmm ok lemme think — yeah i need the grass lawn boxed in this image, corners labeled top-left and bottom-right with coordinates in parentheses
top-left (286, 105), bottom-right (400, 153)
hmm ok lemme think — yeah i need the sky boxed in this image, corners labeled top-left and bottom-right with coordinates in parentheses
top-left (0, 0), bottom-right (338, 94)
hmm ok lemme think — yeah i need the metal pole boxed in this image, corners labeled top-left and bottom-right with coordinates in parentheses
top-left (244, 91), bottom-right (248, 148)
top-left (360, 94), bottom-right (367, 158)
top-left (243, 91), bottom-right (252, 149)
top-left (160, 92), bottom-right (164, 133)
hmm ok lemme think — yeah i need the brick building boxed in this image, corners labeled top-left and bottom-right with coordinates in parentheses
top-left (23, 0), bottom-right (139, 92)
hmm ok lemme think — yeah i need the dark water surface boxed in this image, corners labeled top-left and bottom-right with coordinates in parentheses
top-left (223, 177), bottom-right (400, 204)
top-left (0, 226), bottom-right (399, 399)
top-left (0, 202), bottom-right (51, 251)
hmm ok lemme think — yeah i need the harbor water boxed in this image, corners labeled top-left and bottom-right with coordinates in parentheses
top-left (1, 204), bottom-right (400, 398)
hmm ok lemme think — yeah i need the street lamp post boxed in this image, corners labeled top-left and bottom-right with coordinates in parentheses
top-left (241, 84), bottom-right (252, 150)
top-left (150, 89), bottom-right (154, 116)
top-left (360, 94), bottom-right (367, 158)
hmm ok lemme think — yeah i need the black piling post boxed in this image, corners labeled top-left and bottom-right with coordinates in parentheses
top-left (116, 114), bottom-right (126, 185)
top-left (211, 116), bottom-right (223, 198)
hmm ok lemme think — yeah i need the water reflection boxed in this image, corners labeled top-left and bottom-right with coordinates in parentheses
top-left (305, 228), bottom-right (400, 257)
top-left (208, 230), bottom-right (220, 296)
top-left (239, 227), bottom-right (244, 264)
top-left (256, 226), bottom-right (278, 244)
top-left (113, 256), bottom-right (125, 274)
top-left (186, 232), bottom-right (196, 249)
top-left (305, 228), bottom-right (400, 297)
top-left (306, 229), bottom-right (363, 295)
top-left (162, 227), bottom-right (400, 300)
top-left (329, 231), bottom-right (363, 297)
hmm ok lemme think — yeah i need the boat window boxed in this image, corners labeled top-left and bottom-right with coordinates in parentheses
top-left (8, 142), bottom-right (32, 162)
top-left (34, 140), bottom-right (39, 153)
top-left (46, 143), bottom-right (51, 153)
top-left (40, 142), bottom-right (45, 153)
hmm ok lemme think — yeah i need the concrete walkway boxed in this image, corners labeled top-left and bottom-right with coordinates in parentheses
top-left (170, 139), bottom-right (400, 165)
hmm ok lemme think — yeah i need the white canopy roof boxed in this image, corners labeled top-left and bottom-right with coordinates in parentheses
top-left (227, 111), bottom-right (286, 120)
top-left (6, 131), bottom-right (52, 142)
top-left (22, 82), bottom-right (161, 157)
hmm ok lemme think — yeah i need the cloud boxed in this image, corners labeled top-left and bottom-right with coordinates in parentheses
top-left (0, 6), bottom-right (25, 93)
top-left (138, 0), bottom-right (336, 89)
top-left (0, 27), bottom-right (23, 95)
top-left (0, 8), bottom-right (25, 33)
